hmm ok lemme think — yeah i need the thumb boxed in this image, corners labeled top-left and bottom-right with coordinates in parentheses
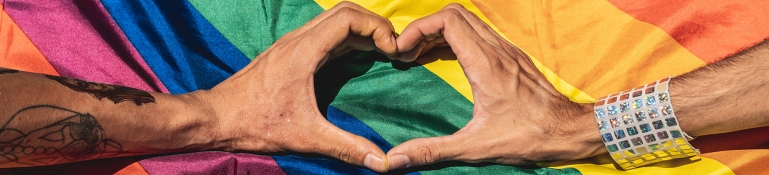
top-left (311, 123), bottom-right (389, 172)
top-left (386, 134), bottom-right (470, 170)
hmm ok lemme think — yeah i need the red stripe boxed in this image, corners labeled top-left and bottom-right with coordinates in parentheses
top-left (609, 0), bottom-right (769, 63)
top-left (692, 126), bottom-right (769, 154)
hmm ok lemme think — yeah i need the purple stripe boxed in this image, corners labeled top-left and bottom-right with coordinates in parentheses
top-left (4, 0), bottom-right (168, 93)
top-left (138, 152), bottom-right (286, 175)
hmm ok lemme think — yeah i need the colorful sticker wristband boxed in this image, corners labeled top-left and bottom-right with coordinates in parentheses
top-left (593, 77), bottom-right (700, 170)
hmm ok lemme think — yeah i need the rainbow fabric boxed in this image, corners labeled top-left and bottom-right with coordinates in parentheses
top-left (1, 0), bottom-right (768, 174)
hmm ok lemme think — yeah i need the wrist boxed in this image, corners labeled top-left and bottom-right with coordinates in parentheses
top-left (592, 77), bottom-right (700, 170)
top-left (175, 91), bottom-right (229, 151)
top-left (573, 102), bottom-right (608, 156)
top-left (548, 99), bottom-right (606, 159)
top-left (667, 78), bottom-right (708, 137)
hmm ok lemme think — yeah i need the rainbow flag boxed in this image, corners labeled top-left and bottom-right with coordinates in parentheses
top-left (1, 0), bottom-right (768, 174)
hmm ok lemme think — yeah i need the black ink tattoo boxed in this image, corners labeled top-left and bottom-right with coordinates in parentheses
top-left (0, 105), bottom-right (123, 165)
top-left (44, 75), bottom-right (155, 106)
top-left (0, 68), bottom-right (20, 75)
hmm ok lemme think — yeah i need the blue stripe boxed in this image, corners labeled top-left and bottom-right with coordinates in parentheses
top-left (101, 0), bottom-right (250, 93)
top-left (273, 106), bottom-right (420, 175)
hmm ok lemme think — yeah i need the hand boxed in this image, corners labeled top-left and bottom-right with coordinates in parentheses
top-left (386, 4), bottom-right (605, 169)
top-left (193, 2), bottom-right (397, 172)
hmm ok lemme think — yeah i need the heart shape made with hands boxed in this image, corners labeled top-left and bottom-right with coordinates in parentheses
top-left (206, 2), bottom-right (602, 173)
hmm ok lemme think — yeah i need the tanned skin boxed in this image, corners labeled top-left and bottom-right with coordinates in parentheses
top-left (0, 3), bottom-right (767, 173)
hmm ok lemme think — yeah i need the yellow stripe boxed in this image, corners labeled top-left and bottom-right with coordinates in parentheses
top-left (313, 0), bottom-right (732, 174)
top-left (541, 154), bottom-right (734, 175)
top-left (314, 0), bottom-right (594, 103)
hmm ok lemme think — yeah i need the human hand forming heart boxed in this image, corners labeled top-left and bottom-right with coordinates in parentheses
top-left (386, 4), bottom-right (605, 170)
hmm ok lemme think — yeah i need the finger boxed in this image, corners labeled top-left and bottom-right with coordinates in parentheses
top-left (395, 4), bottom-right (489, 62)
top-left (294, 1), bottom-right (395, 36)
top-left (397, 3), bottom-right (495, 53)
top-left (419, 37), bottom-right (448, 56)
top-left (306, 5), bottom-right (398, 58)
top-left (326, 34), bottom-right (400, 61)
top-left (397, 36), bottom-right (447, 62)
top-left (386, 133), bottom-right (474, 170)
top-left (442, 5), bottom-right (539, 80)
top-left (442, 4), bottom-right (502, 44)
top-left (397, 40), bottom-right (429, 62)
top-left (395, 17), bottom-right (444, 56)
top-left (396, 4), bottom-right (507, 85)
top-left (309, 120), bottom-right (389, 172)
top-left (329, 35), bottom-right (375, 56)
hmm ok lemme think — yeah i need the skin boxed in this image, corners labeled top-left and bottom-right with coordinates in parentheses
top-left (0, 2), bottom-right (395, 172)
top-left (1, 2), bottom-right (768, 173)
top-left (385, 4), bottom-right (769, 170)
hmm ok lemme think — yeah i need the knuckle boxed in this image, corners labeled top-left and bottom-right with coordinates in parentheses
top-left (335, 1), bottom-right (361, 9)
top-left (334, 146), bottom-right (356, 163)
top-left (440, 8), bottom-right (464, 20)
top-left (334, 7), bottom-right (358, 19)
top-left (375, 30), bottom-right (389, 42)
top-left (375, 16), bottom-right (392, 27)
top-left (416, 144), bottom-right (441, 164)
top-left (444, 3), bottom-right (468, 11)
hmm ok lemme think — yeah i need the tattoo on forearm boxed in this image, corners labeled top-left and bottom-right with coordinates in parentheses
top-left (0, 68), bottom-right (20, 75)
top-left (0, 105), bottom-right (123, 165)
top-left (45, 75), bottom-right (155, 106)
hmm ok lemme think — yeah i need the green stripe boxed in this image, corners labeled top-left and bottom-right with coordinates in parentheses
top-left (328, 55), bottom-right (473, 146)
top-left (324, 52), bottom-right (581, 174)
top-left (188, 0), bottom-right (323, 59)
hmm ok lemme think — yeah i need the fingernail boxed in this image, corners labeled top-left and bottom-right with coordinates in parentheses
top-left (364, 154), bottom-right (386, 172)
top-left (388, 154), bottom-right (411, 170)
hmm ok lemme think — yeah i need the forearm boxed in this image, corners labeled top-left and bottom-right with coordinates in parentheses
top-left (672, 40), bottom-right (769, 137)
top-left (0, 68), bottom-right (220, 167)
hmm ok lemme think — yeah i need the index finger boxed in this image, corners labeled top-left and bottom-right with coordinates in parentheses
top-left (395, 4), bottom-right (489, 62)
top-left (292, 2), bottom-right (395, 37)
top-left (303, 5), bottom-right (398, 58)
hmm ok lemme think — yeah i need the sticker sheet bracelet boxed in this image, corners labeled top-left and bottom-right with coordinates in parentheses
top-left (593, 77), bottom-right (700, 170)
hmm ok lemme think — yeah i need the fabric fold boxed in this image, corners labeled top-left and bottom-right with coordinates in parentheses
top-left (101, 0), bottom-right (251, 94)
top-left (3, 0), bottom-right (167, 92)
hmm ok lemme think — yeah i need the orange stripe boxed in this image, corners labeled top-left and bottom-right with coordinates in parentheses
top-left (113, 162), bottom-right (150, 175)
top-left (692, 126), bottom-right (769, 174)
top-left (470, 0), bottom-right (705, 99)
top-left (700, 150), bottom-right (769, 175)
top-left (0, 4), bottom-right (59, 75)
top-left (609, 0), bottom-right (769, 63)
